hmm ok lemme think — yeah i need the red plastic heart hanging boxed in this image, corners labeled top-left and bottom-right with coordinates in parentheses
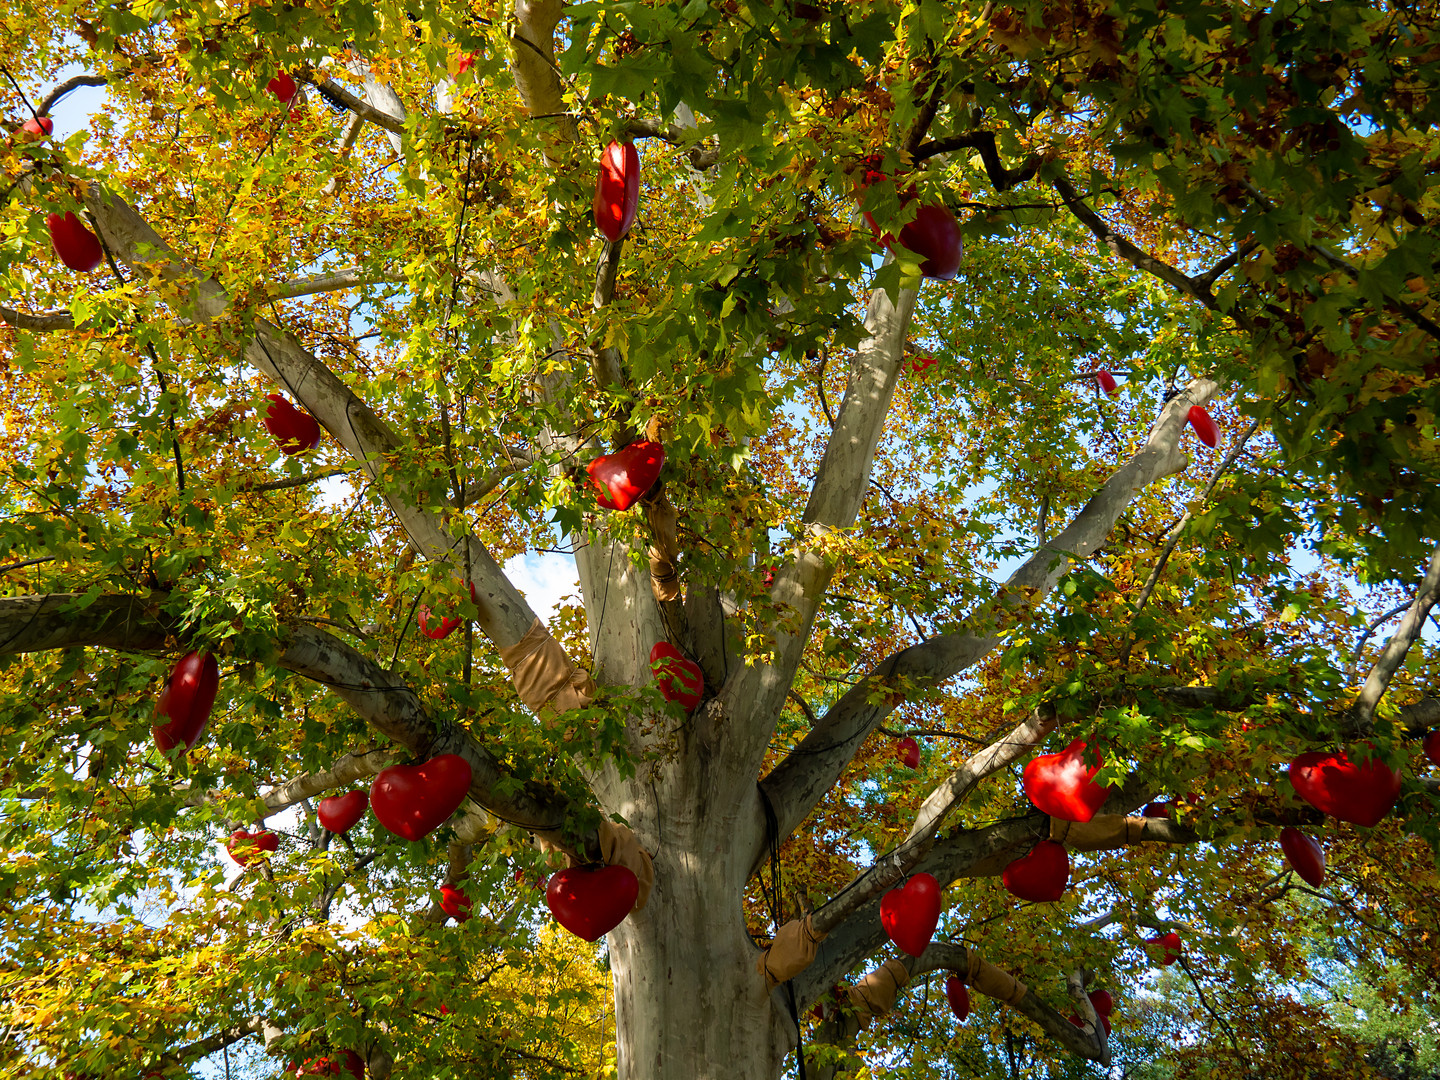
top-left (263, 393), bottom-right (322, 454)
top-left (649, 642), bottom-right (704, 713)
top-left (1022, 739), bottom-right (1108, 822)
top-left (152, 650), bottom-right (220, 754)
top-left (317, 791), bottom-right (368, 835)
top-left (594, 140), bottom-right (641, 242)
top-left (1279, 827), bottom-right (1325, 887)
top-left (1425, 730), bottom-right (1440, 768)
top-left (1289, 746), bottom-right (1401, 827)
top-left (1095, 369), bottom-right (1118, 396)
top-left (1001, 840), bottom-right (1069, 902)
top-left (370, 754), bottom-right (473, 841)
top-left (1143, 931), bottom-right (1183, 966)
top-left (895, 736), bottom-right (921, 769)
top-left (418, 582), bottom-right (479, 641)
top-left (1187, 405), bottom-right (1219, 447)
top-left (878, 872), bottom-right (941, 957)
top-left (944, 975), bottom-right (970, 1021)
top-left (47, 211), bottom-right (103, 272)
top-left (586, 441), bottom-right (664, 511)
top-left (546, 864), bottom-right (640, 941)
top-left (227, 829), bottom-right (278, 868)
top-left (1088, 989), bottom-right (1113, 1017)
top-left (440, 884), bottom-right (473, 922)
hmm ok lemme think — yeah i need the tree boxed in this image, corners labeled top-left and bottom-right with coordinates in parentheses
top-left (2, 0), bottom-right (1440, 1077)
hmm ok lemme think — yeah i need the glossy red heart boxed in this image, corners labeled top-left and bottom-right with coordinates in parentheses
top-left (1423, 730), bottom-right (1440, 768)
top-left (1142, 801), bottom-right (1172, 818)
top-left (879, 872), bottom-right (941, 957)
top-left (594, 140), bottom-right (641, 242)
top-left (1001, 840), bottom-right (1069, 902)
top-left (370, 754), bottom-right (473, 841)
top-left (1187, 405), bottom-right (1219, 447)
top-left (19, 116), bottom-right (53, 140)
top-left (288, 1052), bottom-right (362, 1079)
top-left (1279, 827), bottom-right (1325, 887)
top-left (1088, 989), bottom-right (1113, 1017)
top-left (649, 642), bottom-right (703, 713)
top-left (47, 211), bottom-right (103, 272)
top-left (1289, 747), bottom-right (1401, 827)
top-left (227, 829), bottom-right (278, 868)
top-left (1143, 931), bottom-right (1182, 966)
top-left (418, 582), bottom-right (478, 641)
top-left (1023, 739), bottom-right (1108, 822)
top-left (440, 884), bottom-right (473, 923)
top-left (546, 864), bottom-right (639, 941)
top-left (1095, 369), bottom-right (1118, 396)
top-left (317, 791), bottom-right (368, 834)
top-left (868, 201), bottom-right (963, 280)
top-left (945, 975), bottom-right (970, 1021)
top-left (895, 736), bottom-right (920, 770)
top-left (263, 393), bottom-right (321, 454)
top-left (586, 441), bottom-right (664, 511)
top-left (152, 650), bottom-right (220, 754)
top-left (267, 72), bottom-right (298, 104)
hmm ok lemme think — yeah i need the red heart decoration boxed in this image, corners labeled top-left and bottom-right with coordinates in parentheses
top-left (19, 116), bottom-right (54, 140)
top-left (370, 754), bottom-right (473, 841)
top-left (649, 642), bottom-right (704, 713)
top-left (546, 864), bottom-right (639, 941)
top-left (1279, 827), bottom-right (1326, 887)
top-left (1088, 989), bottom-right (1113, 1017)
top-left (1143, 931), bottom-right (1182, 966)
top-left (895, 736), bottom-right (920, 770)
top-left (1095, 369), bottom-right (1119, 396)
top-left (865, 201), bottom-right (963, 280)
top-left (1289, 747), bottom-right (1401, 827)
top-left (594, 140), bottom-right (641, 242)
top-left (152, 651), bottom-right (220, 754)
top-left (267, 72), bottom-right (298, 104)
top-left (1023, 739), bottom-right (1108, 822)
top-left (945, 975), bottom-right (970, 1021)
top-left (1187, 405), bottom-right (1219, 447)
top-left (263, 393), bottom-right (322, 454)
top-left (1423, 730), bottom-right (1440, 768)
top-left (47, 211), bottom-right (103, 272)
top-left (317, 791), bottom-right (368, 835)
top-left (586, 441), bottom-right (664, 511)
top-left (879, 872), bottom-right (941, 957)
top-left (1142, 801), bottom-right (1172, 818)
top-left (418, 582), bottom-right (478, 641)
top-left (1001, 840), bottom-right (1069, 902)
top-left (227, 829), bottom-right (278, 868)
top-left (440, 884), bottom-right (473, 923)
top-left (288, 1052), bottom-right (362, 1079)
top-left (456, 51), bottom-right (478, 76)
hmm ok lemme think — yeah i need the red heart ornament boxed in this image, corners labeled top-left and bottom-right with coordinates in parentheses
top-left (586, 441), bottom-right (664, 511)
top-left (649, 642), bottom-right (704, 713)
top-left (370, 754), bottom-right (473, 841)
top-left (867, 201), bottom-right (963, 280)
top-left (1144, 931), bottom-right (1182, 966)
top-left (47, 210), bottom-right (103, 272)
top-left (227, 829), bottom-right (278, 868)
top-left (418, 582), bottom-right (479, 641)
top-left (152, 650), bottom-right (220, 754)
top-left (267, 72), bottom-right (298, 104)
top-left (546, 864), bottom-right (639, 941)
top-left (1142, 801), bottom-right (1172, 818)
top-left (19, 116), bottom-right (54, 140)
top-left (1023, 739), bottom-right (1108, 822)
top-left (1187, 405), bottom-right (1219, 447)
top-left (317, 791), bottom-right (368, 835)
top-left (263, 393), bottom-right (322, 454)
top-left (1088, 989), bottom-right (1113, 1017)
top-left (1422, 730), bottom-right (1440, 768)
top-left (945, 975), bottom-right (970, 1022)
top-left (440, 884), bottom-right (473, 923)
top-left (879, 872), bottom-right (941, 957)
top-left (1279, 827), bottom-right (1326, 887)
top-left (1001, 840), bottom-right (1069, 902)
top-left (594, 140), bottom-right (641, 242)
top-left (1289, 747), bottom-right (1401, 827)
top-left (1095, 369), bottom-right (1119, 396)
top-left (895, 736), bottom-right (920, 770)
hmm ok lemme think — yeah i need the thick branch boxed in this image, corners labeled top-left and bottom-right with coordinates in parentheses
top-left (0, 304), bottom-right (75, 331)
top-left (914, 130), bottom-right (1041, 192)
top-left (273, 267), bottom-right (402, 300)
top-left (1352, 539), bottom-right (1440, 729)
top-left (299, 69), bottom-right (406, 135)
top-left (259, 749), bottom-right (392, 815)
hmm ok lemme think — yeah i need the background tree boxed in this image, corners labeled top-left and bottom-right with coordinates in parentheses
top-left (2, 0), bottom-right (1440, 1078)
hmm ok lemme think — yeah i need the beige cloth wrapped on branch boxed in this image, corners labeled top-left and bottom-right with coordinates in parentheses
top-left (536, 821), bottom-right (655, 910)
top-left (964, 948), bottom-right (1028, 1006)
top-left (1049, 815), bottom-right (1149, 851)
top-left (644, 492), bottom-right (680, 603)
top-left (757, 915), bottom-right (827, 989)
top-left (846, 958), bottom-right (911, 1026)
top-left (500, 619), bottom-right (596, 715)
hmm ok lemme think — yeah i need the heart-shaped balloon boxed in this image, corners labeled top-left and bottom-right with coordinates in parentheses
top-left (1023, 739), bottom-right (1108, 822)
top-left (586, 441), bottom-right (665, 512)
top-left (1279, 827), bottom-right (1325, 886)
top-left (317, 791), bottom-right (368, 835)
top-left (1001, 840), bottom-right (1069, 902)
top-left (263, 393), bottom-right (322, 454)
top-left (945, 975), bottom-right (970, 1022)
top-left (227, 829), bottom-right (278, 868)
top-left (371, 754), bottom-right (473, 841)
top-left (418, 582), bottom-right (479, 641)
top-left (1143, 931), bottom-right (1182, 966)
top-left (1088, 989), bottom-right (1113, 1017)
top-left (152, 650), bottom-right (220, 754)
top-left (546, 864), bottom-right (640, 941)
top-left (879, 872), bottom-right (941, 957)
top-left (1187, 405), bottom-right (1219, 447)
top-left (1096, 369), bottom-right (1119, 397)
top-left (1289, 747), bottom-right (1401, 827)
top-left (649, 642), bottom-right (704, 713)
top-left (895, 736), bottom-right (921, 770)
top-left (440, 884), bottom-right (473, 923)
top-left (1422, 729), bottom-right (1440, 768)
top-left (593, 140), bottom-right (641, 242)
top-left (47, 210), bottom-right (103, 272)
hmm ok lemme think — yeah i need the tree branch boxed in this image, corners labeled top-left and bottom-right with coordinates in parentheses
top-left (914, 130), bottom-right (1041, 192)
top-left (0, 303), bottom-right (76, 331)
top-left (273, 267), bottom-right (402, 300)
top-left (299, 68), bottom-right (406, 135)
top-left (1352, 539), bottom-right (1440, 729)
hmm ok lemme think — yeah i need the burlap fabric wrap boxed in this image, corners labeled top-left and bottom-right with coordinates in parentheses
top-left (537, 820), bottom-right (654, 910)
top-left (644, 492), bottom-right (680, 603)
top-left (964, 948), bottom-right (1028, 1006)
top-left (1048, 815), bottom-right (1149, 851)
top-left (757, 915), bottom-right (827, 989)
top-left (500, 619), bottom-right (596, 715)
top-left (846, 958), bottom-right (911, 1025)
